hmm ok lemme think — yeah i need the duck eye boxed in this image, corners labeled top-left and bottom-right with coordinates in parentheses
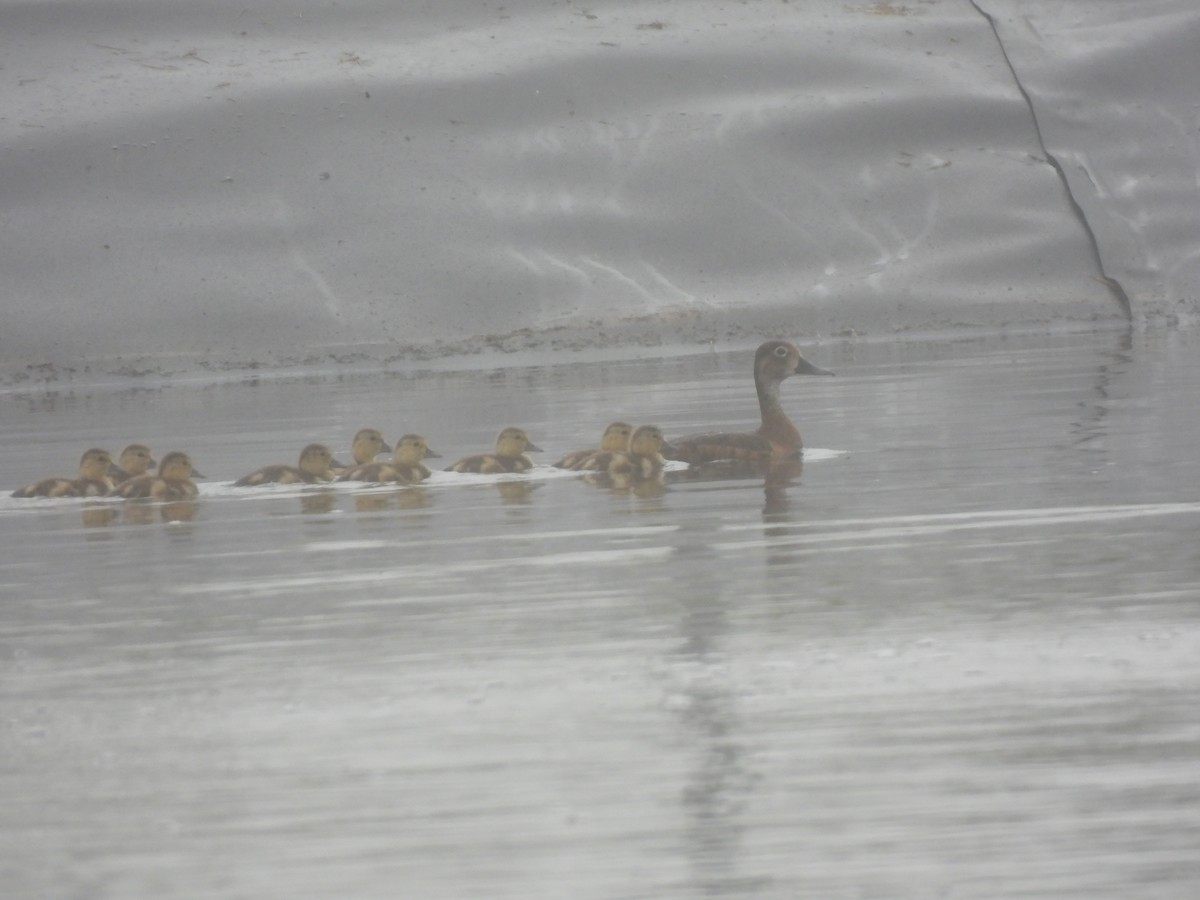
top-left (774, 345), bottom-right (789, 357)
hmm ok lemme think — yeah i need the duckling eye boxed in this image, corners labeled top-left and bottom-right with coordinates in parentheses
top-left (773, 345), bottom-right (789, 357)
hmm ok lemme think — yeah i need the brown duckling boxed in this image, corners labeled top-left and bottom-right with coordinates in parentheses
top-left (330, 428), bottom-right (392, 475)
top-left (338, 434), bottom-right (441, 484)
top-left (446, 427), bottom-right (542, 474)
top-left (552, 421), bottom-right (633, 469)
top-left (578, 425), bottom-right (672, 480)
top-left (666, 340), bottom-right (832, 464)
top-left (12, 448), bottom-right (115, 498)
top-left (109, 444), bottom-right (157, 485)
top-left (114, 450), bottom-right (200, 500)
top-left (234, 443), bottom-right (338, 486)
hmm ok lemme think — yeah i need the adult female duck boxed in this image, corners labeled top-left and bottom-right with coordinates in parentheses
top-left (666, 340), bottom-right (832, 464)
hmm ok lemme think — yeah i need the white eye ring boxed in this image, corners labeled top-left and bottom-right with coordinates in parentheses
top-left (774, 345), bottom-right (789, 357)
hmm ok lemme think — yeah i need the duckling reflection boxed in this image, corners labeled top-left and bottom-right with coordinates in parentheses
top-left (113, 451), bottom-right (199, 500)
top-left (330, 428), bottom-right (392, 475)
top-left (110, 444), bottom-right (156, 485)
top-left (339, 434), bottom-right (439, 484)
top-left (352, 486), bottom-right (430, 513)
top-left (299, 490), bottom-right (339, 515)
top-left (666, 340), bottom-right (831, 464)
top-left (552, 421), bottom-right (633, 469)
top-left (81, 503), bottom-right (119, 528)
top-left (12, 448), bottom-right (115, 498)
top-left (122, 498), bottom-right (199, 525)
top-left (446, 427), bottom-right (542, 474)
top-left (235, 443), bottom-right (337, 486)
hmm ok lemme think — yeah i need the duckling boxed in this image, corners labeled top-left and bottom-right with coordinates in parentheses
top-left (109, 444), bottom-right (156, 485)
top-left (330, 428), bottom-right (392, 475)
top-left (666, 340), bottom-right (832, 464)
top-left (578, 425), bottom-right (672, 480)
top-left (234, 444), bottom-right (338, 486)
top-left (552, 421), bottom-right (633, 469)
top-left (446, 427), bottom-right (543, 474)
top-left (12, 448), bottom-right (115, 498)
top-left (113, 450), bottom-right (199, 500)
top-left (338, 434), bottom-right (441, 484)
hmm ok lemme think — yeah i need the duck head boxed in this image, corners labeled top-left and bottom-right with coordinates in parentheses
top-left (495, 427), bottom-right (542, 458)
top-left (394, 434), bottom-right (441, 464)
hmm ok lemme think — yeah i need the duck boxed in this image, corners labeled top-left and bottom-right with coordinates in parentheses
top-left (446, 427), bottom-right (542, 474)
top-left (12, 448), bottom-right (116, 498)
top-left (552, 421), bottom-right (633, 469)
top-left (234, 444), bottom-right (338, 486)
top-left (113, 450), bottom-right (200, 500)
top-left (666, 339), bottom-right (832, 464)
top-left (577, 425), bottom-right (672, 480)
top-left (330, 428), bottom-right (392, 475)
top-left (109, 444), bottom-right (157, 485)
top-left (338, 434), bottom-right (441, 484)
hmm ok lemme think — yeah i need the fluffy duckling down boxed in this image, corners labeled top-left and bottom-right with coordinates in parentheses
top-left (446, 427), bottom-right (542, 474)
top-left (235, 444), bottom-right (338, 486)
top-left (12, 448), bottom-right (116, 498)
top-left (110, 444), bottom-right (156, 485)
top-left (577, 425), bottom-right (672, 480)
top-left (114, 451), bottom-right (200, 500)
top-left (330, 428), bottom-right (392, 475)
top-left (553, 421), bottom-right (633, 470)
top-left (338, 434), bottom-right (440, 484)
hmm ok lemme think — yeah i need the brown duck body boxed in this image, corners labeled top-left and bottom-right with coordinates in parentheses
top-left (446, 427), bottom-right (542, 474)
top-left (666, 340), bottom-right (832, 464)
top-left (115, 451), bottom-right (199, 500)
top-left (110, 445), bottom-right (156, 485)
top-left (553, 422), bottom-right (633, 470)
top-left (12, 448), bottom-right (115, 498)
top-left (235, 444), bottom-right (337, 486)
top-left (338, 435), bottom-right (440, 484)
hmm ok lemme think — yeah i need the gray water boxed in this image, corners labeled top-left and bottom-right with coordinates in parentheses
top-left (3, 329), bottom-right (1199, 898)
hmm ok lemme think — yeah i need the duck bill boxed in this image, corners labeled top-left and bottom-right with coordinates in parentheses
top-left (190, 467), bottom-right (206, 479)
top-left (329, 457), bottom-right (348, 469)
top-left (424, 448), bottom-right (442, 459)
top-left (659, 440), bottom-right (680, 458)
top-left (524, 441), bottom-right (544, 453)
top-left (379, 442), bottom-right (393, 455)
top-left (795, 356), bottom-right (834, 376)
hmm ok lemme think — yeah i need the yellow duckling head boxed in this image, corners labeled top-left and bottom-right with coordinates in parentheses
top-left (628, 425), bottom-right (668, 457)
top-left (495, 427), bottom-right (542, 459)
top-left (350, 428), bottom-right (392, 464)
top-left (599, 421), bottom-right (634, 452)
top-left (297, 444), bottom-right (336, 478)
top-left (393, 434), bottom-right (441, 465)
top-left (114, 444), bottom-right (156, 478)
top-left (79, 448), bottom-right (115, 481)
top-left (157, 451), bottom-right (196, 481)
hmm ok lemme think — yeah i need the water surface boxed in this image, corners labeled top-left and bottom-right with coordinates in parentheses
top-left (2, 330), bottom-right (1199, 898)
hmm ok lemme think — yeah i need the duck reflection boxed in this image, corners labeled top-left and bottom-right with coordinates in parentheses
top-left (121, 499), bottom-right (198, 526)
top-left (352, 487), bottom-right (430, 513)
